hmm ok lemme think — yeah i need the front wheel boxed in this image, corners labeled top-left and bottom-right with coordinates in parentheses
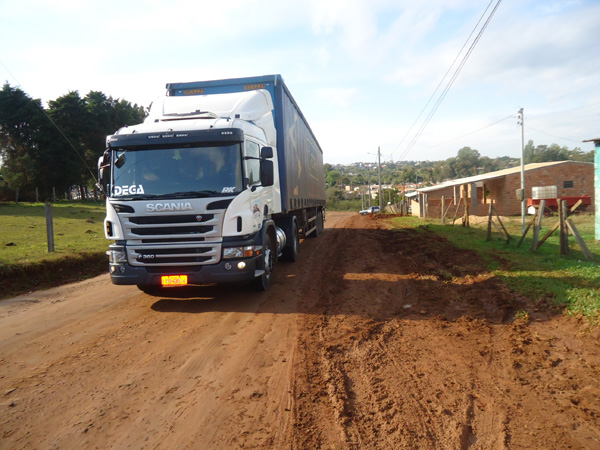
top-left (255, 233), bottom-right (276, 291)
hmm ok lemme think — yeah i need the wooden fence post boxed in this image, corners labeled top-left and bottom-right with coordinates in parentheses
top-left (463, 188), bottom-right (470, 227)
top-left (45, 203), bottom-right (55, 253)
top-left (452, 197), bottom-right (463, 226)
top-left (559, 200), bottom-right (569, 255)
top-left (441, 196), bottom-right (446, 223)
top-left (566, 220), bottom-right (594, 261)
top-left (486, 201), bottom-right (493, 241)
top-left (531, 200), bottom-right (545, 251)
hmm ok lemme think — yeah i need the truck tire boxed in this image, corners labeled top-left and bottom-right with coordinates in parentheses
top-left (317, 209), bottom-right (325, 234)
top-left (309, 209), bottom-right (323, 238)
top-left (281, 221), bottom-right (299, 262)
top-left (255, 232), bottom-right (276, 291)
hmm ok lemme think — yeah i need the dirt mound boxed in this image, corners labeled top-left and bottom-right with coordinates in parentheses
top-left (0, 253), bottom-right (107, 299)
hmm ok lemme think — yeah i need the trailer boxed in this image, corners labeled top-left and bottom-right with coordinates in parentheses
top-left (98, 75), bottom-right (326, 292)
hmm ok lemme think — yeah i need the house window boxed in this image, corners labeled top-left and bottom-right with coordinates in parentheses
top-left (563, 180), bottom-right (574, 189)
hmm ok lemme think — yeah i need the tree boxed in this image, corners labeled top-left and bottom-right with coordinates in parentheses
top-left (0, 83), bottom-right (52, 197)
top-left (454, 147), bottom-right (481, 178)
top-left (0, 83), bottom-right (148, 201)
top-left (326, 170), bottom-right (341, 187)
top-left (524, 140), bottom-right (589, 164)
top-left (46, 91), bottom-right (91, 193)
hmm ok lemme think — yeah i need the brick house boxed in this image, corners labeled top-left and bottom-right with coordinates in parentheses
top-left (414, 161), bottom-right (594, 217)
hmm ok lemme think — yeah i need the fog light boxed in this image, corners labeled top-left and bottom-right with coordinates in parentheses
top-left (237, 261), bottom-right (246, 270)
top-left (119, 266), bottom-right (126, 274)
top-left (224, 262), bottom-right (232, 270)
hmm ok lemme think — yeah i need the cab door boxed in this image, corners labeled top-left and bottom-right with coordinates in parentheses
top-left (244, 140), bottom-right (273, 232)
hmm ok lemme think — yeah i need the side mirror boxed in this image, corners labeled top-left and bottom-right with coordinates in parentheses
top-left (261, 147), bottom-right (273, 159)
top-left (260, 159), bottom-right (274, 187)
top-left (97, 151), bottom-right (111, 193)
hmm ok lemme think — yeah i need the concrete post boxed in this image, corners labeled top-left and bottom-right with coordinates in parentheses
top-left (583, 138), bottom-right (600, 241)
top-left (596, 141), bottom-right (600, 241)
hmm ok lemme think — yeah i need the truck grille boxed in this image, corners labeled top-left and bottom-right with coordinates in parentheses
top-left (117, 206), bottom-right (225, 267)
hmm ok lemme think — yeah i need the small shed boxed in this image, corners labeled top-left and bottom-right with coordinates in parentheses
top-left (415, 161), bottom-right (594, 218)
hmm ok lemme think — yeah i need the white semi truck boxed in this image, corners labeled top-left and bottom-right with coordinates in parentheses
top-left (98, 75), bottom-right (326, 292)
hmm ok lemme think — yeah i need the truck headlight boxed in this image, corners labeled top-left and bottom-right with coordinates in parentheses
top-left (223, 246), bottom-right (255, 259)
top-left (107, 248), bottom-right (127, 264)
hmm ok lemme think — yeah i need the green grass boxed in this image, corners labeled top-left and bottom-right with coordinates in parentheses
top-left (391, 213), bottom-right (600, 322)
top-left (0, 201), bottom-right (108, 265)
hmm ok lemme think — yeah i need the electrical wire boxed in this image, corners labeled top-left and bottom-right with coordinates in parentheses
top-left (390, 0), bottom-right (496, 160)
top-left (395, 0), bottom-right (503, 162)
top-left (399, 0), bottom-right (503, 161)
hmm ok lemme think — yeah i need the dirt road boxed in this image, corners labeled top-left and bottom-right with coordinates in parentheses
top-left (1, 212), bottom-right (599, 449)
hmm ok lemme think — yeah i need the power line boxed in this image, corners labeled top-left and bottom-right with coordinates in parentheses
top-left (391, 0), bottom-right (496, 160)
top-left (399, 0), bottom-right (503, 161)
top-left (0, 58), bottom-right (98, 183)
top-left (395, 0), bottom-right (503, 162)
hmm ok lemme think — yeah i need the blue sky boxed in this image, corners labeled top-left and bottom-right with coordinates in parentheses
top-left (1, 0), bottom-right (599, 164)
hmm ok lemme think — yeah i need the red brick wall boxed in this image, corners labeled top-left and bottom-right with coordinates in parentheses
top-left (494, 162), bottom-right (594, 215)
top-left (423, 162), bottom-right (594, 216)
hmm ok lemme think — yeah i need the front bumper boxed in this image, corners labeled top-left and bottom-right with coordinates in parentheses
top-left (109, 257), bottom-right (259, 286)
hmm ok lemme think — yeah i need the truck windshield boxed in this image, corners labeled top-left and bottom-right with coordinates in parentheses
top-left (111, 144), bottom-right (243, 198)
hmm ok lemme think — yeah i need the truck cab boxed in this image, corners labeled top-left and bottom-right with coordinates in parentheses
top-left (98, 76), bottom-right (325, 292)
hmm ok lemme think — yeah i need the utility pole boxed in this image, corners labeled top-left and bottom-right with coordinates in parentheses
top-left (368, 168), bottom-right (372, 208)
top-left (518, 108), bottom-right (526, 234)
top-left (378, 146), bottom-right (383, 210)
top-left (361, 187), bottom-right (365, 209)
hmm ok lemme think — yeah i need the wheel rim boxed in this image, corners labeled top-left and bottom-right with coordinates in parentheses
top-left (264, 245), bottom-right (273, 278)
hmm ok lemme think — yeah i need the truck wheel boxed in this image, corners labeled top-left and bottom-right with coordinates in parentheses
top-left (255, 233), bottom-right (276, 291)
top-left (282, 221), bottom-right (299, 262)
top-left (309, 209), bottom-right (323, 238)
top-left (318, 209), bottom-right (325, 234)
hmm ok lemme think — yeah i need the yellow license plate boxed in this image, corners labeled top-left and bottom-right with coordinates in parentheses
top-left (161, 275), bottom-right (188, 287)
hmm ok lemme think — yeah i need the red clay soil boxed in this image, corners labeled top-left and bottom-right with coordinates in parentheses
top-left (1, 212), bottom-right (599, 449)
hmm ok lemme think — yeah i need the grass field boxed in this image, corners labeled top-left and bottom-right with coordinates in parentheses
top-left (0, 201), bottom-right (108, 265)
top-left (391, 212), bottom-right (600, 322)
top-left (0, 201), bottom-right (110, 298)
